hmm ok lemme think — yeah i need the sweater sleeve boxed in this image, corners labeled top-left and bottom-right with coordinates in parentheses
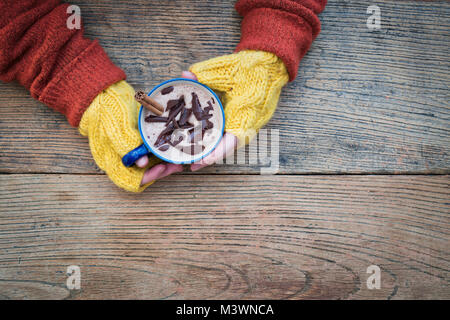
top-left (0, 0), bottom-right (126, 127)
top-left (235, 0), bottom-right (327, 81)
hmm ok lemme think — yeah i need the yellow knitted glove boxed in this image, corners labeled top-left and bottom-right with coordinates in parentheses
top-left (79, 80), bottom-right (160, 192)
top-left (190, 50), bottom-right (289, 146)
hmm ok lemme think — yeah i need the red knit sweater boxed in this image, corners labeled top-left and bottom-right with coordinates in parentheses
top-left (0, 0), bottom-right (326, 127)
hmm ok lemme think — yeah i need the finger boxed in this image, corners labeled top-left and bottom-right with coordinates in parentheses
top-left (141, 163), bottom-right (183, 185)
top-left (191, 133), bottom-right (237, 172)
top-left (191, 148), bottom-right (219, 171)
top-left (135, 155), bottom-right (149, 168)
top-left (156, 163), bottom-right (184, 180)
top-left (141, 164), bottom-right (165, 185)
top-left (181, 71), bottom-right (198, 81)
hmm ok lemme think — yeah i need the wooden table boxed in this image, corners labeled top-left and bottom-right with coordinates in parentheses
top-left (0, 0), bottom-right (448, 299)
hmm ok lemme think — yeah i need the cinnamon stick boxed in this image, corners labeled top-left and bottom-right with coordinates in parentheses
top-left (135, 91), bottom-right (164, 116)
top-left (145, 96), bottom-right (164, 113)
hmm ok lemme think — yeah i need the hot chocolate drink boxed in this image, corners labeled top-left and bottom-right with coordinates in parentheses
top-left (140, 80), bottom-right (224, 163)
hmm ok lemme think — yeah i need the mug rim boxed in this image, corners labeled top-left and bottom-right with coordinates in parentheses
top-left (138, 78), bottom-right (225, 164)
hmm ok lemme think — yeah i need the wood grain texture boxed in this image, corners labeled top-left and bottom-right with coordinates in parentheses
top-left (0, 0), bottom-right (448, 301)
top-left (0, 174), bottom-right (448, 299)
top-left (0, 0), bottom-right (448, 174)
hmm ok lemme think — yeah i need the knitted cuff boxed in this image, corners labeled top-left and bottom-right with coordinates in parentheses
top-left (39, 40), bottom-right (126, 127)
top-left (235, 0), bottom-right (324, 81)
top-left (79, 80), bottom-right (159, 193)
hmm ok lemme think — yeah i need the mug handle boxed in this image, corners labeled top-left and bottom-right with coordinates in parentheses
top-left (122, 144), bottom-right (149, 167)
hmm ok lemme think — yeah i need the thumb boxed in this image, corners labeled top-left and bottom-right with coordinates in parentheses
top-left (181, 71), bottom-right (198, 80)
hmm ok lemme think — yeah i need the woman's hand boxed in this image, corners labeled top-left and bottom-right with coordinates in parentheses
top-left (139, 159), bottom-right (183, 185)
top-left (79, 80), bottom-right (183, 192)
top-left (185, 50), bottom-right (289, 172)
top-left (181, 71), bottom-right (238, 172)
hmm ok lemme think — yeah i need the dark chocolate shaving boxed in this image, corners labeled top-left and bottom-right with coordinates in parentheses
top-left (204, 101), bottom-right (214, 113)
top-left (161, 86), bottom-right (174, 95)
top-left (199, 113), bottom-right (213, 121)
top-left (167, 95), bottom-right (184, 110)
top-left (178, 108), bottom-right (192, 126)
top-left (145, 115), bottom-right (168, 123)
top-left (191, 92), bottom-right (204, 120)
top-left (202, 119), bottom-right (214, 131)
top-left (161, 122), bottom-right (175, 134)
top-left (155, 134), bottom-right (170, 148)
top-left (158, 145), bottom-right (170, 151)
top-left (166, 99), bottom-right (185, 125)
top-left (211, 97), bottom-right (215, 104)
top-left (167, 99), bottom-right (178, 110)
top-left (179, 122), bottom-right (194, 129)
top-left (154, 122), bottom-right (175, 147)
top-left (191, 93), bottom-right (215, 132)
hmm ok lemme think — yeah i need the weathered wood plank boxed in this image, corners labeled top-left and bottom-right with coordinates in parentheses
top-left (0, 174), bottom-right (448, 299)
top-left (0, 0), bottom-right (448, 174)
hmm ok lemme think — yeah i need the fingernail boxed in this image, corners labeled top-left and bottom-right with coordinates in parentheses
top-left (136, 156), bottom-right (148, 168)
top-left (181, 71), bottom-right (198, 80)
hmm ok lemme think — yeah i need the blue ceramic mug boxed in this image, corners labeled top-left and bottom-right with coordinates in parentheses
top-left (122, 78), bottom-right (225, 167)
